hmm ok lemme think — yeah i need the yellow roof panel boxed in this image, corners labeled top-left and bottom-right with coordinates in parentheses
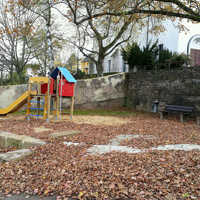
top-left (29, 77), bottom-right (49, 83)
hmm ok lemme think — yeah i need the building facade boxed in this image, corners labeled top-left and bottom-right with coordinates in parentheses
top-left (88, 19), bottom-right (200, 74)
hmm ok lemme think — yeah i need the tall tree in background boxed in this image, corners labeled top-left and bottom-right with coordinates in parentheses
top-left (0, 0), bottom-right (42, 83)
top-left (63, 0), bottom-right (140, 76)
top-left (66, 53), bottom-right (78, 71)
top-left (18, 0), bottom-right (60, 74)
top-left (43, 0), bottom-right (55, 73)
top-left (77, 0), bottom-right (200, 24)
top-left (29, 19), bottom-right (64, 76)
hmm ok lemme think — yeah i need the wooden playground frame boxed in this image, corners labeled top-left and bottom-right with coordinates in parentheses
top-left (26, 76), bottom-right (75, 122)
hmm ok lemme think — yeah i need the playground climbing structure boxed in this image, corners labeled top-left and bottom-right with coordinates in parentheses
top-left (0, 67), bottom-right (76, 122)
top-left (27, 67), bottom-right (76, 122)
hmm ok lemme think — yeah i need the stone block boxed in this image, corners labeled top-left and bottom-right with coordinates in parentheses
top-left (0, 149), bottom-right (32, 162)
top-left (0, 131), bottom-right (46, 148)
top-left (22, 140), bottom-right (46, 148)
top-left (6, 137), bottom-right (22, 148)
top-left (49, 130), bottom-right (81, 138)
top-left (0, 135), bottom-right (6, 147)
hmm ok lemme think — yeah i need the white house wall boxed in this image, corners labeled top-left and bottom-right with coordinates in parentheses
top-left (137, 19), bottom-right (200, 54)
top-left (178, 20), bottom-right (200, 53)
top-left (89, 19), bottom-right (200, 74)
top-left (103, 50), bottom-right (129, 73)
top-left (154, 20), bottom-right (179, 52)
top-left (137, 19), bottom-right (179, 52)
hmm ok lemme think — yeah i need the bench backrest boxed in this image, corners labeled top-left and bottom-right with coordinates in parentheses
top-left (165, 105), bottom-right (194, 112)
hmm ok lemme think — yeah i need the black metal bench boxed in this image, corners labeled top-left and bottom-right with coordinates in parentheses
top-left (159, 104), bottom-right (197, 123)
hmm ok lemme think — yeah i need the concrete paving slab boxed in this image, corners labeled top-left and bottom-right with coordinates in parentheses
top-left (34, 127), bottom-right (52, 133)
top-left (63, 134), bottom-right (200, 155)
top-left (151, 144), bottom-right (200, 151)
top-left (87, 144), bottom-right (200, 155)
top-left (49, 130), bottom-right (81, 138)
top-left (109, 134), bottom-right (156, 146)
top-left (0, 149), bottom-right (32, 162)
top-left (63, 142), bottom-right (80, 146)
top-left (87, 145), bottom-right (144, 155)
top-left (0, 193), bottom-right (56, 200)
top-left (0, 131), bottom-right (46, 148)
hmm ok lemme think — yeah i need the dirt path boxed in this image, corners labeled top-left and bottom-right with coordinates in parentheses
top-left (65, 115), bottom-right (131, 126)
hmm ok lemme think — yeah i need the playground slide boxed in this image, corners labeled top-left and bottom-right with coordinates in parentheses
top-left (0, 91), bottom-right (35, 115)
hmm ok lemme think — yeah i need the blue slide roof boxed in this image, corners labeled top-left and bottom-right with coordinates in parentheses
top-left (50, 67), bottom-right (76, 83)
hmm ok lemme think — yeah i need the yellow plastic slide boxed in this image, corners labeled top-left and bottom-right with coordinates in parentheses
top-left (0, 91), bottom-right (35, 115)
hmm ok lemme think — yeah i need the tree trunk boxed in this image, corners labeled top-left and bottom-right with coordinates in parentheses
top-left (18, 73), bottom-right (23, 84)
top-left (0, 70), bottom-right (2, 85)
top-left (44, 0), bottom-right (54, 73)
top-left (10, 47), bottom-right (14, 83)
top-left (96, 54), bottom-right (105, 77)
top-left (9, 65), bottom-right (14, 84)
top-left (44, 42), bottom-right (48, 76)
top-left (15, 64), bottom-right (24, 84)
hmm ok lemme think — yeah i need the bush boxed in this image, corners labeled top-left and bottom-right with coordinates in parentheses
top-left (170, 53), bottom-right (189, 69)
top-left (121, 42), bottom-right (143, 71)
top-left (141, 41), bottom-right (159, 70)
top-left (158, 52), bottom-right (189, 70)
top-left (73, 71), bottom-right (118, 80)
top-left (73, 69), bottom-right (87, 80)
top-left (158, 48), bottom-right (173, 63)
top-left (157, 48), bottom-right (173, 69)
top-left (122, 41), bottom-right (189, 71)
top-left (122, 41), bottom-right (159, 71)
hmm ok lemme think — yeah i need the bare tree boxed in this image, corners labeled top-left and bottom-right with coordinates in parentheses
top-left (60, 0), bottom-right (200, 23)
top-left (0, 0), bottom-right (41, 83)
top-left (28, 17), bottom-right (65, 76)
top-left (108, 0), bottom-right (200, 23)
top-left (18, 0), bottom-right (67, 75)
top-left (62, 0), bottom-right (139, 76)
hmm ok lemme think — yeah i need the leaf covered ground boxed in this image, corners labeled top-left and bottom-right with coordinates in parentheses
top-left (0, 112), bottom-right (200, 199)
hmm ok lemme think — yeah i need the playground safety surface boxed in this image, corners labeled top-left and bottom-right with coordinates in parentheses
top-left (0, 113), bottom-right (200, 199)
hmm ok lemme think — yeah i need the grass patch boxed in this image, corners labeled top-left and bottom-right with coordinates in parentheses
top-left (12, 107), bottom-right (157, 118)
top-left (71, 108), bottom-right (148, 117)
top-left (73, 109), bottom-right (133, 116)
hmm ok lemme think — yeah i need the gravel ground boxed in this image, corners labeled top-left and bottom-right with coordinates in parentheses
top-left (0, 113), bottom-right (200, 199)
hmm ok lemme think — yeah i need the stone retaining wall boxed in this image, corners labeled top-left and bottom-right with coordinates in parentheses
top-left (0, 73), bottom-right (126, 110)
top-left (74, 73), bottom-right (125, 109)
top-left (0, 84), bottom-right (27, 108)
top-left (125, 68), bottom-right (200, 112)
top-left (1, 68), bottom-right (200, 113)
